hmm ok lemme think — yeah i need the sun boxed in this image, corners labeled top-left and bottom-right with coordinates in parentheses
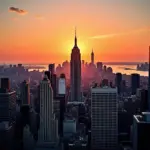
top-left (65, 38), bottom-right (87, 55)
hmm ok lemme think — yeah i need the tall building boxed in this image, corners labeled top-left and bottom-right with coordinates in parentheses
top-left (131, 74), bottom-right (140, 95)
top-left (91, 49), bottom-right (94, 64)
top-left (70, 29), bottom-right (81, 102)
top-left (133, 112), bottom-right (150, 150)
top-left (91, 86), bottom-right (118, 150)
top-left (20, 80), bottom-right (30, 105)
top-left (0, 78), bottom-right (10, 90)
top-left (0, 89), bottom-right (16, 123)
top-left (52, 74), bottom-right (57, 98)
top-left (97, 62), bottom-right (103, 72)
top-left (116, 73), bottom-right (122, 95)
top-left (58, 73), bottom-right (66, 136)
top-left (38, 75), bottom-right (58, 147)
top-left (49, 64), bottom-right (55, 75)
top-left (45, 71), bottom-right (51, 81)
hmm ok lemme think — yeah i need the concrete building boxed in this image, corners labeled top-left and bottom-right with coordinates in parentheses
top-left (0, 89), bottom-right (16, 123)
top-left (38, 75), bottom-right (58, 147)
top-left (115, 73), bottom-right (122, 95)
top-left (91, 86), bottom-right (118, 150)
top-left (131, 74), bottom-right (140, 95)
top-left (133, 112), bottom-right (150, 150)
top-left (21, 80), bottom-right (30, 105)
top-left (70, 29), bottom-right (81, 102)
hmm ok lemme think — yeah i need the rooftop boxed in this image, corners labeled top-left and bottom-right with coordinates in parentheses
top-left (134, 112), bottom-right (150, 123)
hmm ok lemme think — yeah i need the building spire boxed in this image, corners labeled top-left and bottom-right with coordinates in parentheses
top-left (74, 27), bottom-right (77, 47)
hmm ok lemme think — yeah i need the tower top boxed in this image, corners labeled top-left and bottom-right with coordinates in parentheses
top-left (74, 27), bottom-right (77, 47)
top-left (92, 49), bottom-right (94, 54)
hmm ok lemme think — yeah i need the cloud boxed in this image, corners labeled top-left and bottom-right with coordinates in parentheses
top-left (9, 7), bottom-right (28, 15)
top-left (89, 28), bottom-right (150, 39)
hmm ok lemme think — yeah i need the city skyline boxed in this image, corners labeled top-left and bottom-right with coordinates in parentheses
top-left (0, 0), bottom-right (150, 63)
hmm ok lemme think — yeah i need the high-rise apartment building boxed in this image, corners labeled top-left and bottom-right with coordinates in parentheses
top-left (91, 86), bottom-right (118, 150)
top-left (70, 29), bottom-right (81, 102)
top-left (38, 75), bottom-right (58, 147)
top-left (20, 80), bottom-right (30, 105)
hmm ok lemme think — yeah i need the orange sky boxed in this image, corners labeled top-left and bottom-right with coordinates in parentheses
top-left (0, 0), bottom-right (150, 64)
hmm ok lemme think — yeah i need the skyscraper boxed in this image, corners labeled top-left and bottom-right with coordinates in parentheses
top-left (0, 78), bottom-right (10, 90)
top-left (45, 71), bottom-right (51, 81)
top-left (116, 73), bottom-right (122, 95)
top-left (58, 73), bottom-right (66, 136)
top-left (0, 86), bottom-right (16, 123)
top-left (38, 75), bottom-right (58, 146)
top-left (133, 112), bottom-right (150, 150)
top-left (91, 49), bottom-right (94, 64)
top-left (131, 73), bottom-right (140, 95)
top-left (70, 29), bottom-right (81, 102)
top-left (20, 80), bottom-right (30, 105)
top-left (91, 86), bottom-right (118, 150)
top-left (97, 62), bottom-right (103, 72)
top-left (49, 64), bottom-right (55, 75)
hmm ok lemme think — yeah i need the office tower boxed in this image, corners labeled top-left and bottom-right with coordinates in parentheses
top-left (116, 73), bottom-right (122, 95)
top-left (58, 73), bottom-right (66, 136)
top-left (52, 74), bottom-right (57, 98)
top-left (45, 71), bottom-right (51, 81)
top-left (148, 46), bottom-right (150, 111)
top-left (131, 74), bottom-right (140, 95)
top-left (91, 87), bottom-right (118, 150)
top-left (70, 29), bottom-right (81, 102)
top-left (133, 112), bottom-right (150, 150)
top-left (97, 62), bottom-right (103, 72)
top-left (20, 80), bottom-right (30, 105)
top-left (0, 78), bottom-right (10, 90)
top-left (38, 75), bottom-right (58, 146)
top-left (139, 89), bottom-right (148, 112)
top-left (91, 49), bottom-right (94, 64)
top-left (0, 89), bottom-right (16, 123)
top-left (49, 64), bottom-right (55, 75)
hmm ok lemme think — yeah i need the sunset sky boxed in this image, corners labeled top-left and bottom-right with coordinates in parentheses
top-left (0, 0), bottom-right (150, 64)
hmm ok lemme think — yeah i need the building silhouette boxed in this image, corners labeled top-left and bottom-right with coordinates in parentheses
top-left (0, 78), bottom-right (16, 123)
top-left (91, 49), bottom-right (94, 64)
top-left (49, 64), bottom-right (55, 75)
top-left (70, 29), bottom-right (81, 102)
top-left (91, 86), bottom-right (118, 150)
top-left (131, 74), bottom-right (140, 95)
top-left (38, 75), bottom-right (58, 147)
top-left (97, 62), bottom-right (103, 72)
top-left (0, 78), bottom-right (10, 90)
top-left (116, 73), bottom-right (122, 95)
top-left (133, 112), bottom-right (150, 150)
top-left (45, 71), bottom-right (51, 81)
top-left (20, 80), bottom-right (30, 105)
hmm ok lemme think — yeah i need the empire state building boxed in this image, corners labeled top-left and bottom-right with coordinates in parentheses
top-left (70, 30), bottom-right (81, 102)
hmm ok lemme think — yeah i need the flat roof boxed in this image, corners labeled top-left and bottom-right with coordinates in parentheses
top-left (91, 87), bottom-right (117, 93)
